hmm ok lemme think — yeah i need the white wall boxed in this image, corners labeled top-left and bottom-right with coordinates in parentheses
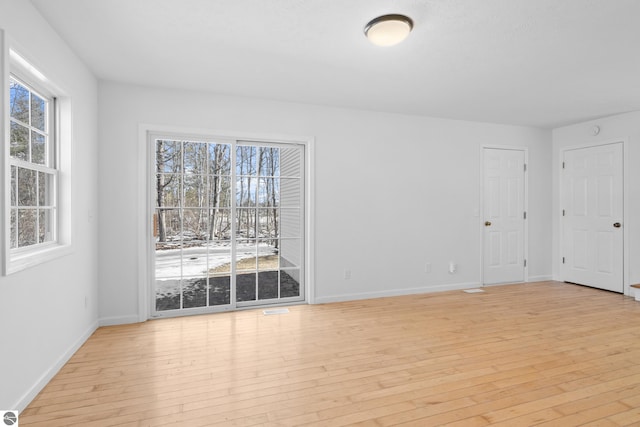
top-left (552, 111), bottom-right (640, 292)
top-left (98, 81), bottom-right (552, 319)
top-left (0, 0), bottom-right (99, 410)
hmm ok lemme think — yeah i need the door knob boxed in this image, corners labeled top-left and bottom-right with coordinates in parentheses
top-left (485, 221), bottom-right (492, 226)
top-left (613, 222), bottom-right (621, 228)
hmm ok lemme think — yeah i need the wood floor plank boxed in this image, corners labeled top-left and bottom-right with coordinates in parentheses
top-left (19, 281), bottom-right (640, 426)
top-left (536, 401), bottom-right (632, 427)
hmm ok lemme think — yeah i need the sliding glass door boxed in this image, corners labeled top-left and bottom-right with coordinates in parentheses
top-left (151, 136), bottom-right (304, 316)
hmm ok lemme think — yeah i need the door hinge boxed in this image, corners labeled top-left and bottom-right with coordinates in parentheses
top-left (524, 163), bottom-right (527, 172)
top-left (524, 259), bottom-right (527, 267)
top-left (562, 257), bottom-right (565, 264)
top-left (523, 211), bottom-right (527, 219)
top-left (562, 161), bottom-right (565, 169)
top-left (562, 209), bottom-right (565, 216)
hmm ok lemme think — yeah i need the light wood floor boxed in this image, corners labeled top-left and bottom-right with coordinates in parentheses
top-left (21, 281), bottom-right (640, 426)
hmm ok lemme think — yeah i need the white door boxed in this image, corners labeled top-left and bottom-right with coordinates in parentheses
top-left (561, 143), bottom-right (623, 293)
top-left (483, 148), bottom-right (526, 285)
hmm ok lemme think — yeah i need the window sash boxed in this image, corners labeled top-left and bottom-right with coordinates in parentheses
top-left (9, 74), bottom-right (54, 168)
top-left (7, 73), bottom-right (58, 252)
top-left (9, 157), bottom-right (56, 175)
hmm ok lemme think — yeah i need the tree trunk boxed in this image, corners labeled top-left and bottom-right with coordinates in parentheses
top-left (271, 176), bottom-right (278, 249)
top-left (156, 142), bottom-right (167, 242)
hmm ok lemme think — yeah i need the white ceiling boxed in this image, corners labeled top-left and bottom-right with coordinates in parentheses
top-left (31, 0), bottom-right (640, 128)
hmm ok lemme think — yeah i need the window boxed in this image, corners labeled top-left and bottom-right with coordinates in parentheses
top-left (9, 76), bottom-right (56, 249)
top-left (4, 50), bottom-right (70, 274)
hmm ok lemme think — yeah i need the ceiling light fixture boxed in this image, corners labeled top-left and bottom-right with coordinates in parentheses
top-left (364, 14), bottom-right (414, 47)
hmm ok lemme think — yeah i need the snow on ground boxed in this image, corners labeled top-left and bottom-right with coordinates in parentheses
top-left (154, 242), bottom-right (277, 296)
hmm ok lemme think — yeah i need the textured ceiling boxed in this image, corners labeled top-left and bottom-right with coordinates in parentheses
top-left (30, 0), bottom-right (640, 128)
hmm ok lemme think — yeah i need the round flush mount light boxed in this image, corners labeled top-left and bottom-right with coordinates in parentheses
top-left (364, 14), bottom-right (414, 46)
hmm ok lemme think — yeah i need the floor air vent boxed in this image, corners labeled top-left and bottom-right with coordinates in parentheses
top-left (263, 308), bottom-right (290, 315)
top-left (463, 289), bottom-right (485, 293)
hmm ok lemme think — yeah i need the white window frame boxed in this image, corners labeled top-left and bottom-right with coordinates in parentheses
top-left (2, 40), bottom-right (72, 274)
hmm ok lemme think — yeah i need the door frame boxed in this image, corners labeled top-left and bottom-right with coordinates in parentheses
top-left (480, 145), bottom-right (529, 286)
top-left (136, 124), bottom-right (315, 321)
top-left (559, 139), bottom-right (630, 295)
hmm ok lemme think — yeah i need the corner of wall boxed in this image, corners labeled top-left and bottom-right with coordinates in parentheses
top-left (13, 320), bottom-right (98, 411)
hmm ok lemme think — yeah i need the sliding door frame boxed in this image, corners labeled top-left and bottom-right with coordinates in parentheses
top-left (137, 125), bottom-right (314, 321)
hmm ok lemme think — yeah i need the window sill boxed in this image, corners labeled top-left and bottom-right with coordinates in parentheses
top-left (5, 243), bottom-right (73, 275)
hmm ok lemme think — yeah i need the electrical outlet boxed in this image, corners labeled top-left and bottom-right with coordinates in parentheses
top-left (344, 269), bottom-right (351, 280)
top-left (449, 261), bottom-right (457, 274)
top-left (425, 263), bottom-right (431, 273)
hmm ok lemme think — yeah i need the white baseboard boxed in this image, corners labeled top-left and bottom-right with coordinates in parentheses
top-left (14, 320), bottom-right (99, 411)
top-left (314, 282), bottom-right (482, 304)
top-left (527, 275), bottom-right (553, 282)
top-left (14, 315), bottom-right (141, 410)
top-left (98, 314), bottom-right (141, 327)
top-left (314, 278), bottom-right (557, 305)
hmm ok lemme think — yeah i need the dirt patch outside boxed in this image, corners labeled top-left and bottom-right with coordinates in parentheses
top-left (155, 255), bottom-right (298, 311)
top-left (210, 254), bottom-right (279, 274)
